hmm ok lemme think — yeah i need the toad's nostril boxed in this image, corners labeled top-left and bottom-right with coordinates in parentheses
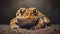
top-left (27, 13), bottom-right (32, 16)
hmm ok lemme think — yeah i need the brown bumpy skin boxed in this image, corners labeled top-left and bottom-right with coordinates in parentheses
top-left (10, 7), bottom-right (51, 29)
top-left (36, 12), bottom-right (51, 29)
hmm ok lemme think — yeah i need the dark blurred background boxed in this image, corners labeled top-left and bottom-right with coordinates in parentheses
top-left (0, 0), bottom-right (60, 24)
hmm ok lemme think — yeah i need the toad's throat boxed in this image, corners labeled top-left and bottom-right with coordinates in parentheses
top-left (16, 18), bottom-right (38, 29)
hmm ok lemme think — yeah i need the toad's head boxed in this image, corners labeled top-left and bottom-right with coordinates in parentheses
top-left (15, 7), bottom-right (40, 28)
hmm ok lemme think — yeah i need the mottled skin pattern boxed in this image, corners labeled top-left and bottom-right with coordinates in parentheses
top-left (10, 7), bottom-right (51, 29)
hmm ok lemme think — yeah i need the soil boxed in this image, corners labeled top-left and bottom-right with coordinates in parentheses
top-left (0, 25), bottom-right (60, 34)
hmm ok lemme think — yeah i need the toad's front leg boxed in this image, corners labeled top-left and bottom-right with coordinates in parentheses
top-left (35, 18), bottom-right (44, 29)
top-left (10, 18), bottom-right (19, 29)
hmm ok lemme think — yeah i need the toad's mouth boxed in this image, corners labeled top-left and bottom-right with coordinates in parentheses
top-left (16, 18), bottom-right (39, 29)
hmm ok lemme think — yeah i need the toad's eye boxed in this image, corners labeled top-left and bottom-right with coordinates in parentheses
top-left (33, 9), bottom-right (37, 16)
top-left (20, 9), bottom-right (25, 15)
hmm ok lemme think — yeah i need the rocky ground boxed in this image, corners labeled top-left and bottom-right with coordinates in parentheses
top-left (0, 25), bottom-right (60, 34)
